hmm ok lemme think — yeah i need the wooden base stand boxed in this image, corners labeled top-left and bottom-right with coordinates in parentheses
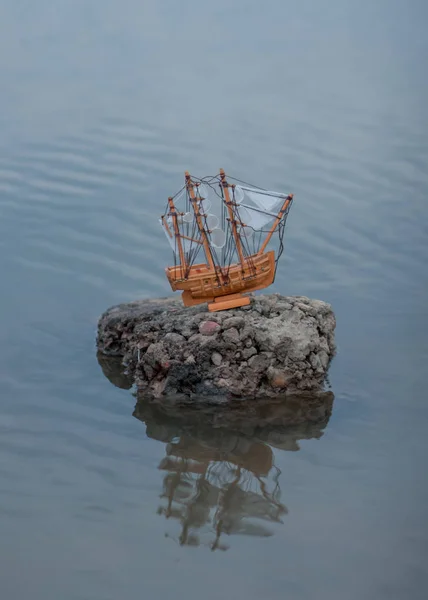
top-left (181, 290), bottom-right (211, 307)
top-left (208, 293), bottom-right (250, 312)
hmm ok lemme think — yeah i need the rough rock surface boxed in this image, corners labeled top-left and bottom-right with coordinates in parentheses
top-left (96, 294), bottom-right (336, 400)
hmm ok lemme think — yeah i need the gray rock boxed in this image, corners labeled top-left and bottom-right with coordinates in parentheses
top-left (248, 352), bottom-right (271, 372)
top-left (96, 293), bottom-right (336, 400)
top-left (318, 349), bottom-right (330, 370)
top-left (222, 327), bottom-right (240, 345)
top-left (222, 316), bottom-right (245, 330)
top-left (242, 346), bottom-right (257, 360)
top-left (211, 352), bottom-right (223, 366)
top-left (164, 332), bottom-right (185, 344)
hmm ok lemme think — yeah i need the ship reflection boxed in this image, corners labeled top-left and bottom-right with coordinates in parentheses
top-left (97, 353), bottom-right (334, 551)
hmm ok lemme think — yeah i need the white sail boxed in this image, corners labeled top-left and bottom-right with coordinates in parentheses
top-left (195, 183), bottom-right (210, 202)
top-left (235, 205), bottom-right (251, 225)
top-left (160, 216), bottom-right (199, 254)
top-left (205, 214), bottom-right (219, 230)
top-left (239, 204), bottom-right (276, 230)
top-left (237, 185), bottom-right (288, 209)
top-left (231, 185), bottom-right (288, 231)
top-left (182, 212), bottom-right (193, 223)
top-left (160, 217), bottom-right (175, 252)
top-left (210, 227), bottom-right (226, 248)
top-left (198, 198), bottom-right (211, 214)
top-left (231, 185), bottom-right (244, 204)
top-left (239, 225), bottom-right (253, 238)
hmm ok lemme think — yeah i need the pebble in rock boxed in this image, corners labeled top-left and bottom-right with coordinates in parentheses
top-left (199, 321), bottom-right (221, 336)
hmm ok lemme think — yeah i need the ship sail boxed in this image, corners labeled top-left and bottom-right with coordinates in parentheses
top-left (160, 179), bottom-right (291, 259)
top-left (160, 215), bottom-right (198, 254)
top-left (159, 187), bottom-right (204, 260)
top-left (232, 185), bottom-right (289, 231)
top-left (159, 179), bottom-right (229, 270)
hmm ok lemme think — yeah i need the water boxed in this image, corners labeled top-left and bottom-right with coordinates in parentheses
top-left (1, 1), bottom-right (427, 598)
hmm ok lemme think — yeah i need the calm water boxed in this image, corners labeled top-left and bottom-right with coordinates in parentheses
top-left (1, 1), bottom-right (427, 598)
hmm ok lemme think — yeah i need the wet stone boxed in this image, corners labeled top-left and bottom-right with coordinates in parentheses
top-left (96, 293), bottom-right (336, 400)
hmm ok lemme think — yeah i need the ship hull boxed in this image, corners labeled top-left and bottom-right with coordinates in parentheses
top-left (165, 250), bottom-right (276, 307)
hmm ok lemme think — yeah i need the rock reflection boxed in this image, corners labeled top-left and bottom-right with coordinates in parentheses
top-left (98, 353), bottom-right (334, 551)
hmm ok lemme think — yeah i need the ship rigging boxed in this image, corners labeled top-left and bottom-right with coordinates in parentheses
top-left (160, 169), bottom-right (294, 311)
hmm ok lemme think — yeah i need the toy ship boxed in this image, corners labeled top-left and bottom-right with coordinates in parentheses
top-left (160, 169), bottom-right (294, 312)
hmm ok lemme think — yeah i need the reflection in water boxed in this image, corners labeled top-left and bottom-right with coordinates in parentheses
top-left (98, 354), bottom-right (334, 551)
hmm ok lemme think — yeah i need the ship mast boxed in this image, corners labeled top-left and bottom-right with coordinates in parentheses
top-left (257, 194), bottom-right (293, 255)
top-left (167, 196), bottom-right (187, 273)
top-left (185, 172), bottom-right (216, 271)
top-left (219, 168), bottom-right (245, 268)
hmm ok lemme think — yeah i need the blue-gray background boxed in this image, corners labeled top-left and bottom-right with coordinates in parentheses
top-left (0, 1), bottom-right (427, 599)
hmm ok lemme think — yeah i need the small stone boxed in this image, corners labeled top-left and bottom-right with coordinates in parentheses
top-left (164, 332), bottom-right (185, 344)
top-left (185, 354), bottom-right (196, 365)
top-left (319, 349), bottom-right (329, 369)
top-left (223, 316), bottom-right (245, 330)
top-left (319, 335), bottom-right (329, 353)
top-left (242, 346), bottom-right (257, 360)
top-left (244, 338), bottom-right (253, 348)
top-left (152, 378), bottom-right (168, 397)
top-left (254, 328), bottom-right (269, 350)
top-left (272, 373), bottom-right (288, 388)
top-left (217, 378), bottom-right (228, 388)
top-left (248, 352), bottom-right (271, 372)
top-left (310, 353), bottom-right (322, 370)
top-left (295, 301), bottom-right (316, 316)
top-left (267, 366), bottom-right (290, 388)
top-left (199, 321), bottom-right (221, 336)
top-left (222, 327), bottom-right (240, 344)
top-left (274, 338), bottom-right (293, 360)
top-left (211, 352), bottom-right (222, 366)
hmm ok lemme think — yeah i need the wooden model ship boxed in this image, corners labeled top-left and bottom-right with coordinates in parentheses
top-left (160, 169), bottom-right (293, 312)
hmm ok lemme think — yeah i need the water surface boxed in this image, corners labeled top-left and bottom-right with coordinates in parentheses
top-left (1, 1), bottom-right (427, 599)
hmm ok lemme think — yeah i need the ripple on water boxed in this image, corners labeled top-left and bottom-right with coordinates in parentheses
top-left (0, 121), bottom-right (178, 297)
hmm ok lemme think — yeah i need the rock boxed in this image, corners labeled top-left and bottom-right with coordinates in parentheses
top-left (164, 332), bottom-right (185, 344)
top-left (318, 349), bottom-right (329, 370)
top-left (199, 321), bottom-right (221, 336)
top-left (267, 366), bottom-right (290, 389)
top-left (222, 327), bottom-right (240, 345)
top-left (310, 352), bottom-right (322, 370)
top-left (96, 293), bottom-right (336, 400)
top-left (248, 352), bottom-right (271, 372)
top-left (211, 352), bottom-right (223, 366)
top-left (242, 346), bottom-right (257, 360)
top-left (222, 316), bottom-right (245, 330)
